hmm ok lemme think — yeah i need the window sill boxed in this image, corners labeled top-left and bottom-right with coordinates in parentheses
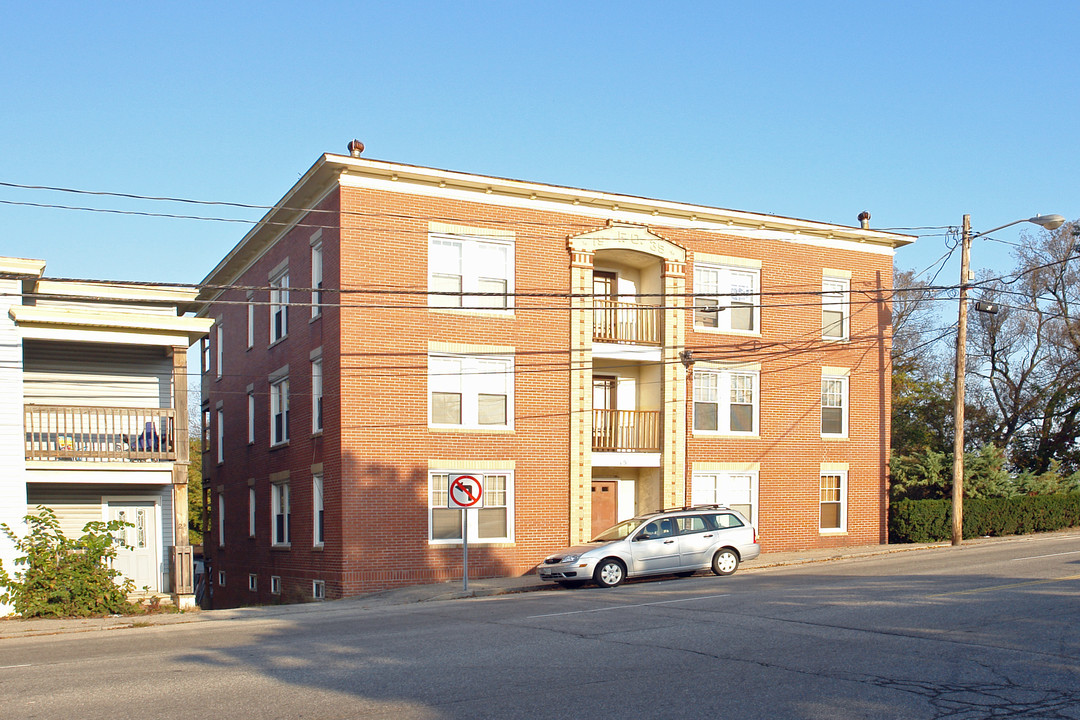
top-left (310, 313), bottom-right (322, 324)
top-left (268, 335), bottom-right (289, 350)
top-left (822, 336), bottom-right (850, 344)
top-left (692, 431), bottom-right (760, 439)
top-left (271, 543), bottom-right (291, 550)
top-left (821, 434), bottom-right (848, 440)
top-left (428, 540), bottom-right (515, 547)
top-left (312, 544), bottom-right (324, 551)
top-left (819, 530), bottom-right (848, 536)
top-left (692, 326), bottom-right (761, 337)
top-left (311, 430), bottom-right (324, 438)
top-left (429, 308), bottom-right (515, 319)
top-left (270, 441), bottom-right (290, 450)
top-left (428, 425), bottom-right (515, 434)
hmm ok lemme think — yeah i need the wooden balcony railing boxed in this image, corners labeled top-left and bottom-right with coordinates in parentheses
top-left (24, 404), bottom-right (177, 462)
top-left (593, 409), bottom-right (661, 452)
top-left (593, 300), bottom-right (662, 345)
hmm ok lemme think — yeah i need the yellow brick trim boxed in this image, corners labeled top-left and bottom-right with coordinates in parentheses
top-left (428, 340), bottom-right (514, 355)
top-left (693, 252), bottom-right (762, 269)
top-left (822, 366), bottom-right (851, 376)
top-left (429, 221), bottom-right (514, 239)
top-left (823, 268), bottom-right (852, 279)
top-left (427, 459), bottom-right (516, 470)
top-left (692, 462), bottom-right (760, 472)
top-left (820, 463), bottom-right (849, 472)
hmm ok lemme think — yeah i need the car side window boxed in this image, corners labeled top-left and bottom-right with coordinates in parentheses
top-left (676, 516), bottom-right (709, 535)
top-left (639, 520), bottom-right (675, 540)
top-left (709, 513), bottom-right (745, 530)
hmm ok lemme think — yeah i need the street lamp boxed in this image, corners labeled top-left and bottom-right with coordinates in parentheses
top-left (952, 213), bottom-right (1066, 546)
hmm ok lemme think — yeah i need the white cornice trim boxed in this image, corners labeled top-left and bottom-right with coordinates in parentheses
top-left (10, 306), bottom-right (213, 344)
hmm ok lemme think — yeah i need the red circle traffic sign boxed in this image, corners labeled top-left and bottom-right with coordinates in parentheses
top-left (449, 474), bottom-right (484, 508)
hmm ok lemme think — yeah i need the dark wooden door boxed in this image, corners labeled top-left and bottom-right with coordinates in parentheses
top-left (591, 480), bottom-right (618, 536)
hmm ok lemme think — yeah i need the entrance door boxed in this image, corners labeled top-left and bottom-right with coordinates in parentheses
top-left (591, 480), bottom-right (618, 537)
top-left (593, 271), bottom-right (618, 340)
top-left (593, 376), bottom-right (618, 451)
top-left (108, 501), bottom-right (159, 592)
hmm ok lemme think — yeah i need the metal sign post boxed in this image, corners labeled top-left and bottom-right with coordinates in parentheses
top-left (448, 473), bottom-right (484, 592)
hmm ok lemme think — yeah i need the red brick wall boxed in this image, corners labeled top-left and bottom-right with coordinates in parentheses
top-left (204, 179), bottom-right (894, 607)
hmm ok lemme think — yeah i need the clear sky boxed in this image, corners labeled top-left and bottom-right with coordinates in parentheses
top-left (2, 1), bottom-right (1077, 289)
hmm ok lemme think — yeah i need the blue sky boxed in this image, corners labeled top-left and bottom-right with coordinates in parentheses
top-left (2, 1), bottom-right (1077, 288)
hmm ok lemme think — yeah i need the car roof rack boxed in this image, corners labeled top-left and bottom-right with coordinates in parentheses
top-left (659, 504), bottom-right (732, 512)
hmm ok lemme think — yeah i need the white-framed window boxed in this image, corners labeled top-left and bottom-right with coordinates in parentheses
top-left (311, 233), bottom-right (323, 318)
top-left (429, 234), bottom-right (514, 310)
top-left (312, 580), bottom-right (325, 600)
top-left (691, 472), bottom-right (759, 526)
top-left (822, 277), bottom-right (850, 340)
top-left (248, 486), bottom-right (256, 537)
top-left (822, 375), bottom-right (848, 437)
top-left (216, 408), bottom-right (224, 464)
top-left (246, 292), bottom-right (255, 349)
top-left (217, 570), bottom-right (226, 587)
top-left (270, 265), bottom-right (289, 343)
top-left (311, 357), bottom-right (323, 433)
top-left (693, 264), bottom-right (760, 332)
top-left (271, 481), bottom-right (291, 546)
top-left (201, 338), bottom-right (210, 374)
top-left (247, 389), bottom-right (255, 444)
top-left (693, 368), bottom-right (759, 435)
top-left (429, 354), bottom-right (512, 429)
top-left (313, 473), bottom-right (324, 547)
top-left (270, 576), bottom-right (281, 595)
top-left (248, 574), bottom-right (258, 592)
top-left (270, 375), bottom-right (290, 446)
top-left (201, 405), bottom-right (210, 452)
top-left (215, 321), bottom-right (224, 379)
top-left (820, 472), bottom-right (847, 532)
top-left (217, 492), bottom-right (225, 547)
top-left (429, 471), bottom-right (513, 543)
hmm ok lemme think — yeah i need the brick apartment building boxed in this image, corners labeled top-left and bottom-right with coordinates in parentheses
top-left (196, 145), bottom-right (912, 607)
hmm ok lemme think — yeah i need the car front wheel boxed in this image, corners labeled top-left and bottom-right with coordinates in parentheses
top-left (711, 549), bottom-right (740, 576)
top-left (593, 558), bottom-right (626, 588)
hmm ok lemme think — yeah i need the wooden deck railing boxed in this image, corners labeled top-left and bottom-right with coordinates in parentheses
top-left (24, 404), bottom-right (177, 462)
top-left (593, 300), bottom-right (662, 345)
top-left (593, 409), bottom-right (661, 452)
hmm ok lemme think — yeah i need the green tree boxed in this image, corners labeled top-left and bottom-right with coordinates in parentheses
top-left (188, 438), bottom-right (203, 545)
top-left (0, 507), bottom-right (138, 618)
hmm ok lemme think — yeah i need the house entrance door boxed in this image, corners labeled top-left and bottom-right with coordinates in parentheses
top-left (591, 480), bottom-right (618, 536)
top-left (108, 501), bottom-right (159, 592)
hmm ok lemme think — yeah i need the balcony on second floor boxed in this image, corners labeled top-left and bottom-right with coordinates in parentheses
top-left (592, 408), bottom-right (661, 453)
top-left (25, 404), bottom-right (177, 462)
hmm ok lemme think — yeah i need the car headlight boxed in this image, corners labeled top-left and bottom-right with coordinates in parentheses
top-left (560, 554), bottom-right (580, 564)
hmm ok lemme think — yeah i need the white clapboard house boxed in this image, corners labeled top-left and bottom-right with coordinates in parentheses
top-left (0, 257), bottom-right (211, 612)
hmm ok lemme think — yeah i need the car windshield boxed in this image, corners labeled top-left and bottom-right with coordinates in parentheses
top-left (590, 516), bottom-right (649, 542)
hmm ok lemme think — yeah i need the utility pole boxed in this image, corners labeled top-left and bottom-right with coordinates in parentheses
top-left (952, 214), bottom-right (971, 546)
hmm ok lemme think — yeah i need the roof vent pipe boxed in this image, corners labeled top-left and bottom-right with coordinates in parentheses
top-left (348, 140), bottom-right (365, 157)
top-left (858, 211), bottom-right (871, 229)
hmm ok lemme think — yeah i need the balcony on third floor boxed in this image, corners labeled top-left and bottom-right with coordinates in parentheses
top-left (593, 301), bottom-right (662, 346)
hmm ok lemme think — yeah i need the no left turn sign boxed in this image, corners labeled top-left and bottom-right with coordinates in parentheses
top-left (448, 474), bottom-right (484, 509)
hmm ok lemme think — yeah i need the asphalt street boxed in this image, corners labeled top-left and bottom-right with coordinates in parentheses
top-left (2, 533), bottom-right (1079, 719)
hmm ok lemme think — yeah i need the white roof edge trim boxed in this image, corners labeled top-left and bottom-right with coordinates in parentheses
top-left (10, 305), bottom-right (214, 334)
top-left (332, 154), bottom-right (914, 245)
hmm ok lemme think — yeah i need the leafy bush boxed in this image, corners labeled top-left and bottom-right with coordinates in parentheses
top-left (0, 506), bottom-right (139, 618)
top-left (890, 493), bottom-right (1080, 543)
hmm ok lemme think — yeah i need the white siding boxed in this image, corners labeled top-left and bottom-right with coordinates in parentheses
top-left (24, 341), bottom-right (172, 407)
top-left (0, 277), bottom-right (27, 614)
top-left (27, 484), bottom-right (174, 591)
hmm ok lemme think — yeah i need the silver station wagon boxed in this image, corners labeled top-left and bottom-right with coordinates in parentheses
top-left (538, 505), bottom-right (760, 588)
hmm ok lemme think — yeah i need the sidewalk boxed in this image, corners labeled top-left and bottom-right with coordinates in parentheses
top-left (0, 538), bottom-right (969, 640)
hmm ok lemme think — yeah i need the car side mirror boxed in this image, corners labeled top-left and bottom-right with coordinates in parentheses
top-left (634, 533), bottom-right (650, 541)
